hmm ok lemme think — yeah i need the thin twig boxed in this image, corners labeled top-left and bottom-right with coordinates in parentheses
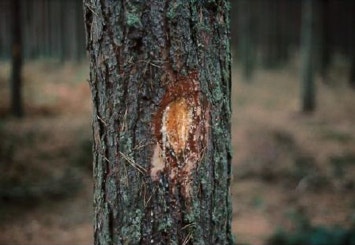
top-left (182, 233), bottom-right (193, 245)
top-left (97, 115), bottom-right (107, 126)
top-left (85, 3), bottom-right (99, 16)
top-left (119, 152), bottom-right (146, 175)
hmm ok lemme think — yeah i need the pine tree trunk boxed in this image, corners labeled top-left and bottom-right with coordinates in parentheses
top-left (75, 0), bottom-right (86, 61)
top-left (59, 0), bottom-right (66, 63)
top-left (349, 1), bottom-right (355, 89)
top-left (84, 1), bottom-right (233, 244)
top-left (350, 43), bottom-right (355, 90)
top-left (301, 0), bottom-right (316, 112)
top-left (10, 0), bottom-right (23, 117)
top-left (318, 0), bottom-right (331, 82)
top-left (238, 0), bottom-right (255, 81)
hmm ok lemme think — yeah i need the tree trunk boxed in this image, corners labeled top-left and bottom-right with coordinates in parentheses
top-left (349, 1), bottom-right (355, 89)
top-left (10, 0), bottom-right (23, 117)
top-left (59, 0), bottom-right (66, 63)
top-left (300, 0), bottom-right (316, 112)
top-left (260, 0), bottom-right (283, 69)
top-left (0, 1), bottom-right (12, 59)
top-left (67, 1), bottom-right (78, 61)
top-left (350, 49), bottom-right (355, 89)
top-left (84, 1), bottom-right (233, 244)
top-left (238, 0), bottom-right (255, 81)
top-left (75, 0), bottom-right (86, 61)
top-left (318, 0), bottom-right (331, 83)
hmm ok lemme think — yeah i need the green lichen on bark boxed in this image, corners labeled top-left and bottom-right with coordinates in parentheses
top-left (84, 0), bottom-right (232, 244)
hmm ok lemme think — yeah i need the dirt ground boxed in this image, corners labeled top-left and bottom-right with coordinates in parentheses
top-left (0, 60), bottom-right (354, 245)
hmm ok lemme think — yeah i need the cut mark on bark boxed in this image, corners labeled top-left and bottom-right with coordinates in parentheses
top-left (151, 71), bottom-right (210, 197)
top-left (162, 97), bottom-right (192, 155)
top-left (151, 143), bottom-right (164, 181)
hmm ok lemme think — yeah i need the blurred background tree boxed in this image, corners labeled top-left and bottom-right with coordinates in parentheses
top-left (10, 0), bottom-right (23, 117)
top-left (231, 0), bottom-right (354, 90)
top-left (0, 0), bottom-right (86, 61)
top-left (300, 0), bottom-right (316, 112)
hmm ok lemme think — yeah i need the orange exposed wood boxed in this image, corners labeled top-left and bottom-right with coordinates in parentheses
top-left (151, 71), bottom-right (210, 197)
top-left (163, 97), bottom-right (192, 155)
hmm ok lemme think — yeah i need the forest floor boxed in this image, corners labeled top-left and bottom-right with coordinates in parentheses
top-left (0, 60), bottom-right (354, 245)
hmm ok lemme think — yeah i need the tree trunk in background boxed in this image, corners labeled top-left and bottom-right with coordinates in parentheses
top-left (59, 0), bottom-right (66, 63)
top-left (351, 49), bottom-right (355, 89)
top-left (318, 0), bottom-right (331, 82)
top-left (84, 0), bottom-right (232, 244)
top-left (75, 0), bottom-right (85, 61)
top-left (0, 1), bottom-right (11, 59)
top-left (260, 0), bottom-right (284, 68)
top-left (10, 0), bottom-right (23, 117)
top-left (43, 0), bottom-right (50, 57)
top-left (278, 0), bottom-right (291, 63)
top-left (300, 0), bottom-right (316, 112)
top-left (50, 0), bottom-right (59, 58)
top-left (32, 0), bottom-right (42, 58)
top-left (238, 0), bottom-right (255, 81)
top-left (349, 1), bottom-right (355, 89)
top-left (2, 0), bottom-right (86, 62)
top-left (67, 1), bottom-right (78, 61)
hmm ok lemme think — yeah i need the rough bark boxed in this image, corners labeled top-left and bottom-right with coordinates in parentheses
top-left (10, 0), bottom-right (23, 117)
top-left (84, 0), bottom-right (232, 244)
top-left (300, 0), bottom-right (316, 112)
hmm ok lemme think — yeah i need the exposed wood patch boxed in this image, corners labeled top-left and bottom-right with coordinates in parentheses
top-left (151, 71), bottom-right (210, 197)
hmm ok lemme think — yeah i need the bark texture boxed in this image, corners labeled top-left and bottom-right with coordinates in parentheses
top-left (84, 1), bottom-right (232, 244)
